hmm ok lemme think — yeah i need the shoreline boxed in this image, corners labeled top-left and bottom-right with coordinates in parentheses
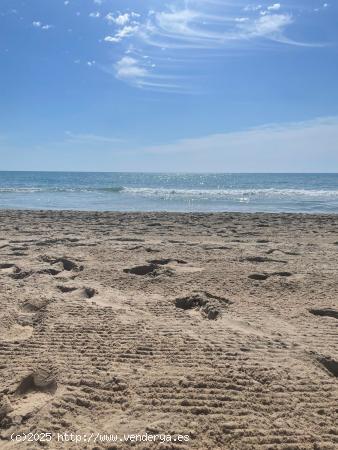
top-left (1, 208), bottom-right (338, 216)
top-left (1, 172), bottom-right (338, 215)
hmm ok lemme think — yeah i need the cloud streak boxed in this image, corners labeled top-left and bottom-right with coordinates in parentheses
top-left (99, 1), bottom-right (326, 91)
top-left (21, 1), bottom-right (332, 92)
top-left (137, 117), bottom-right (338, 172)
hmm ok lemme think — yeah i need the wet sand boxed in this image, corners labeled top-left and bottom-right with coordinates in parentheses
top-left (0, 210), bottom-right (337, 449)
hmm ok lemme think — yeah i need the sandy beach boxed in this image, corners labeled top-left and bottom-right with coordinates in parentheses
top-left (0, 210), bottom-right (337, 449)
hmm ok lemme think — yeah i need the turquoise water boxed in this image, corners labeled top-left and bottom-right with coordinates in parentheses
top-left (0, 172), bottom-right (338, 213)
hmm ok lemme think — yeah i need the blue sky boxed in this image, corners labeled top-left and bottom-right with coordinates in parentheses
top-left (0, 0), bottom-right (337, 172)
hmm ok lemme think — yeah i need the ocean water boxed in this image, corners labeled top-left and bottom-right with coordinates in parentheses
top-left (0, 172), bottom-right (338, 213)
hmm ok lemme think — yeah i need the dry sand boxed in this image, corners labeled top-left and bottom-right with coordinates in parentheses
top-left (0, 210), bottom-right (337, 449)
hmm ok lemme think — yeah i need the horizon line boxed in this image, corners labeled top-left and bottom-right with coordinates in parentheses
top-left (1, 171), bottom-right (338, 175)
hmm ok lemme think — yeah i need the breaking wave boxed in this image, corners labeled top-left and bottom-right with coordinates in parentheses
top-left (121, 187), bottom-right (338, 200)
top-left (1, 186), bottom-right (338, 201)
top-left (0, 186), bottom-right (125, 193)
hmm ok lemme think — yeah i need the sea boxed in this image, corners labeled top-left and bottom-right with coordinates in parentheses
top-left (0, 172), bottom-right (338, 214)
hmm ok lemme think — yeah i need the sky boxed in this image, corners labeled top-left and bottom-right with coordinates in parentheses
top-left (0, 0), bottom-right (337, 172)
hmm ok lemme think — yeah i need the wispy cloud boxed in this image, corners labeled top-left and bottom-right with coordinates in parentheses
top-left (139, 3), bottom-right (306, 49)
top-left (115, 56), bottom-right (148, 81)
top-left (104, 25), bottom-right (139, 43)
top-left (24, 1), bottom-right (331, 92)
top-left (137, 117), bottom-right (338, 172)
top-left (238, 13), bottom-right (293, 41)
top-left (32, 21), bottom-right (53, 30)
top-left (106, 13), bottom-right (131, 26)
top-left (64, 132), bottom-right (124, 144)
top-left (112, 55), bottom-right (186, 93)
top-left (99, 1), bottom-right (326, 91)
top-left (267, 3), bottom-right (281, 11)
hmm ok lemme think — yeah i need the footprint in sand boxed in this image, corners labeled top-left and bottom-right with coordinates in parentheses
top-left (80, 287), bottom-right (97, 299)
top-left (6, 364), bottom-right (59, 422)
top-left (309, 308), bottom-right (338, 320)
top-left (249, 272), bottom-right (293, 281)
top-left (272, 271), bottom-right (293, 277)
top-left (248, 273), bottom-right (269, 281)
top-left (16, 366), bottom-right (58, 396)
top-left (10, 257), bottom-right (85, 281)
top-left (244, 256), bottom-right (287, 264)
top-left (0, 263), bottom-right (16, 270)
top-left (316, 355), bottom-right (338, 378)
top-left (57, 284), bottom-right (97, 299)
top-left (10, 269), bottom-right (33, 280)
top-left (174, 292), bottom-right (232, 320)
top-left (38, 268), bottom-right (62, 276)
top-left (123, 263), bottom-right (175, 277)
top-left (41, 256), bottom-right (84, 272)
top-left (55, 258), bottom-right (84, 272)
top-left (147, 258), bottom-right (187, 265)
top-left (57, 285), bottom-right (78, 293)
top-left (39, 255), bottom-right (83, 269)
top-left (10, 267), bottom-right (63, 280)
top-left (0, 263), bottom-right (20, 275)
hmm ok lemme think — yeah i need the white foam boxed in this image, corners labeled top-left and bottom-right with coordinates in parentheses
top-left (122, 187), bottom-right (338, 200)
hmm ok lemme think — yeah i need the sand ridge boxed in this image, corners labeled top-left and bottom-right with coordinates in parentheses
top-left (0, 210), bottom-right (337, 449)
